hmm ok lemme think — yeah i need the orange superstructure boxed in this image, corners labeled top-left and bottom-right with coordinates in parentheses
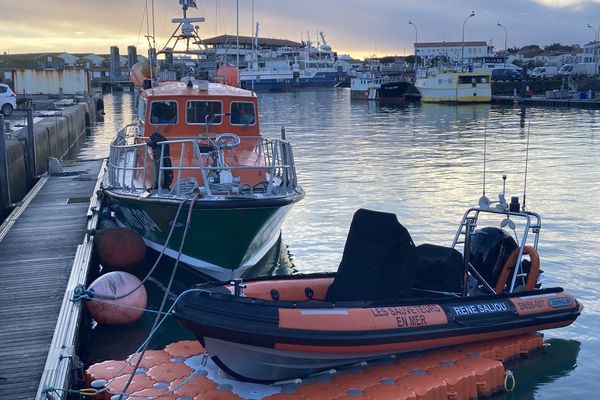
top-left (133, 79), bottom-right (265, 189)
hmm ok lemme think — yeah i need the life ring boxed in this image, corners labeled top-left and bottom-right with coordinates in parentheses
top-left (495, 245), bottom-right (540, 293)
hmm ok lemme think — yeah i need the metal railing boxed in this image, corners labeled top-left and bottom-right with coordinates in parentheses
top-left (451, 207), bottom-right (542, 295)
top-left (106, 131), bottom-right (298, 198)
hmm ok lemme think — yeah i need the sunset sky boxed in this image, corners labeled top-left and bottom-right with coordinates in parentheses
top-left (2, 0), bottom-right (600, 59)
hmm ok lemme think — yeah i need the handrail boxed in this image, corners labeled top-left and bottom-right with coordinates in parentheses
top-left (106, 134), bottom-right (298, 198)
top-left (451, 206), bottom-right (542, 295)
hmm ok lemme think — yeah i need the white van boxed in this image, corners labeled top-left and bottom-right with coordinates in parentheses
top-left (559, 63), bottom-right (597, 77)
top-left (530, 66), bottom-right (558, 79)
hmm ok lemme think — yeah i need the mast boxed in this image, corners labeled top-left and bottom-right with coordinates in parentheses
top-left (254, 22), bottom-right (260, 52)
top-left (236, 0), bottom-right (240, 67)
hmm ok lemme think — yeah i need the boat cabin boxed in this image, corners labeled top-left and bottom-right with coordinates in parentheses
top-left (138, 81), bottom-right (259, 138)
top-left (107, 79), bottom-right (295, 197)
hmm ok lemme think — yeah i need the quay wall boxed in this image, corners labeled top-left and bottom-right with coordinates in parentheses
top-left (0, 95), bottom-right (100, 220)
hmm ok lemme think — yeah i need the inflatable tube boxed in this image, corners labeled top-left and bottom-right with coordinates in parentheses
top-left (174, 273), bottom-right (581, 383)
top-left (130, 60), bottom-right (160, 88)
top-left (215, 63), bottom-right (240, 87)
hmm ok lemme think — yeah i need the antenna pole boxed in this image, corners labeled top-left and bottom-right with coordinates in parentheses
top-left (483, 120), bottom-right (487, 197)
top-left (523, 117), bottom-right (531, 210)
top-left (151, 0), bottom-right (156, 49)
top-left (236, 0), bottom-right (240, 68)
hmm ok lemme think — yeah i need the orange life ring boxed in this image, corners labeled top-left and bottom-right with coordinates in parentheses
top-left (494, 245), bottom-right (540, 293)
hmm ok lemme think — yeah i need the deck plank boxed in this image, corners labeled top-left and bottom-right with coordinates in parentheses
top-left (0, 160), bottom-right (102, 400)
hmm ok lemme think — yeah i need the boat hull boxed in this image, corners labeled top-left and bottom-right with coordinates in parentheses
top-left (204, 320), bottom-right (569, 383)
top-left (351, 81), bottom-right (412, 101)
top-left (241, 71), bottom-right (343, 91)
top-left (103, 190), bottom-right (303, 280)
top-left (415, 72), bottom-right (491, 103)
top-left (174, 274), bottom-right (582, 382)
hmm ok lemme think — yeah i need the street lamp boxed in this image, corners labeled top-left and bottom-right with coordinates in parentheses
top-left (408, 20), bottom-right (418, 69)
top-left (461, 10), bottom-right (475, 65)
top-left (497, 22), bottom-right (507, 69)
top-left (587, 23), bottom-right (598, 77)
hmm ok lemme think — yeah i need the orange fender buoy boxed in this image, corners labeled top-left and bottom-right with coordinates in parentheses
top-left (85, 271), bottom-right (147, 325)
top-left (495, 246), bottom-right (540, 293)
top-left (94, 227), bottom-right (146, 271)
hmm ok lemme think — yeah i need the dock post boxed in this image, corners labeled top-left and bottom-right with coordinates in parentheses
top-left (26, 108), bottom-right (36, 177)
top-left (0, 114), bottom-right (11, 210)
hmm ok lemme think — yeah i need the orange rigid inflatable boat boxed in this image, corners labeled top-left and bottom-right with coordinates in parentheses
top-left (174, 201), bottom-right (583, 383)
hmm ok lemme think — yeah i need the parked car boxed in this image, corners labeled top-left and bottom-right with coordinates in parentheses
top-left (492, 69), bottom-right (522, 81)
top-left (529, 66), bottom-right (558, 80)
top-left (0, 83), bottom-right (16, 117)
top-left (558, 63), bottom-right (597, 77)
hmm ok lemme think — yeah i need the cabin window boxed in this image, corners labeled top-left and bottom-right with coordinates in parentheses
top-left (230, 102), bottom-right (256, 125)
top-left (138, 98), bottom-right (147, 122)
top-left (186, 100), bottom-right (222, 124)
top-left (150, 101), bottom-right (178, 124)
top-left (459, 76), bottom-right (479, 84)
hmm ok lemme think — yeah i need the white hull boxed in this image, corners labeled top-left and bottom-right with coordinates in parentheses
top-left (204, 337), bottom-right (395, 383)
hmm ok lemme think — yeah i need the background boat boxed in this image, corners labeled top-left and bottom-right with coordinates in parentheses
top-left (415, 69), bottom-right (491, 103)
top-left (240, 33), bottom-right (347, 91)
top-left (351, 74), bottom-right (413, 101)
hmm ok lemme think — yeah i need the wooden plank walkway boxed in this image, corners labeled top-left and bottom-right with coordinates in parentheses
top-left (0, 160), bottom-right (103, 400)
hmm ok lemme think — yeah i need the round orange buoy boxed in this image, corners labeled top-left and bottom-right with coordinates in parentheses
top-left (85, 271), bottom-right (147, 325)
top-left (94, 227), bottom-right (146, 271)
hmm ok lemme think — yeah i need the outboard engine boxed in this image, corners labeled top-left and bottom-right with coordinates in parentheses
top-left (469, 227), bottom-right (518, 288)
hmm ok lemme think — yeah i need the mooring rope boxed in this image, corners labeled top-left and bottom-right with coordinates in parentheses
top-left (71, 191), bottom-right (194, 303)
top-left (114, 192), bottom-right (199, 399)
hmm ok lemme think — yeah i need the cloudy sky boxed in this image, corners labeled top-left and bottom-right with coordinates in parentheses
top-left (2, 0), bottom-right (600, 58)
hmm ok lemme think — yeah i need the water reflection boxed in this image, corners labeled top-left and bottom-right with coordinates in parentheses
top-left (244, 237), bottom-right (297, 279)
top-left (490, 339), bottom-right (581, 399)
top-left (77, 91), bottom-right (135, 160)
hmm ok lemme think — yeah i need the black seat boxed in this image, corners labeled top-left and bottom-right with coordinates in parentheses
top-left (414, 244), bottom-right (463, 294)
top-left (325, 209), bottom-right (418, 302)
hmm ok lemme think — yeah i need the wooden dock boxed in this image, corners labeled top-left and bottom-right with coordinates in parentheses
top-left (0, 159), bottom-right (104, 400)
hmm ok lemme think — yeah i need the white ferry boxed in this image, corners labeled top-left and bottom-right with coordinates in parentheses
top-left (240, 33), bottom-right (346, 91)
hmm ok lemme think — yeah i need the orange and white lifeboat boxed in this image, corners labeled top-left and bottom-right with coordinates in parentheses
top-left (174, 208), bottom-right (582, 382)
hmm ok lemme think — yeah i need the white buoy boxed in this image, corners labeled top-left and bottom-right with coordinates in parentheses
top-left (85, 271), bottom-right (147, 325)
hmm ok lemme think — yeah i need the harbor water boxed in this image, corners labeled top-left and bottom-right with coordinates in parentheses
top-left (78, 89), bottom-right (599, 399)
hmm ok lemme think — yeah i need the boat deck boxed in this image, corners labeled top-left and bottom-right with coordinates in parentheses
top-left (0, 159), bottom-right (104, 400)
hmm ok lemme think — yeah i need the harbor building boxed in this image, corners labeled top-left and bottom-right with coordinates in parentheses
top-left (0, 48), bottom-right (147, 92)
top-left (202, 35), bottom-right (303, 65)
top-left (415, 41), bottom-right (493, 63)
top-left (583, 41), bottom-right (600, 63)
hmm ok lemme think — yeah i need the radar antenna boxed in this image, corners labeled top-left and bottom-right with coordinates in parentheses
top-left (161, 0), bottom-right (206, 55)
